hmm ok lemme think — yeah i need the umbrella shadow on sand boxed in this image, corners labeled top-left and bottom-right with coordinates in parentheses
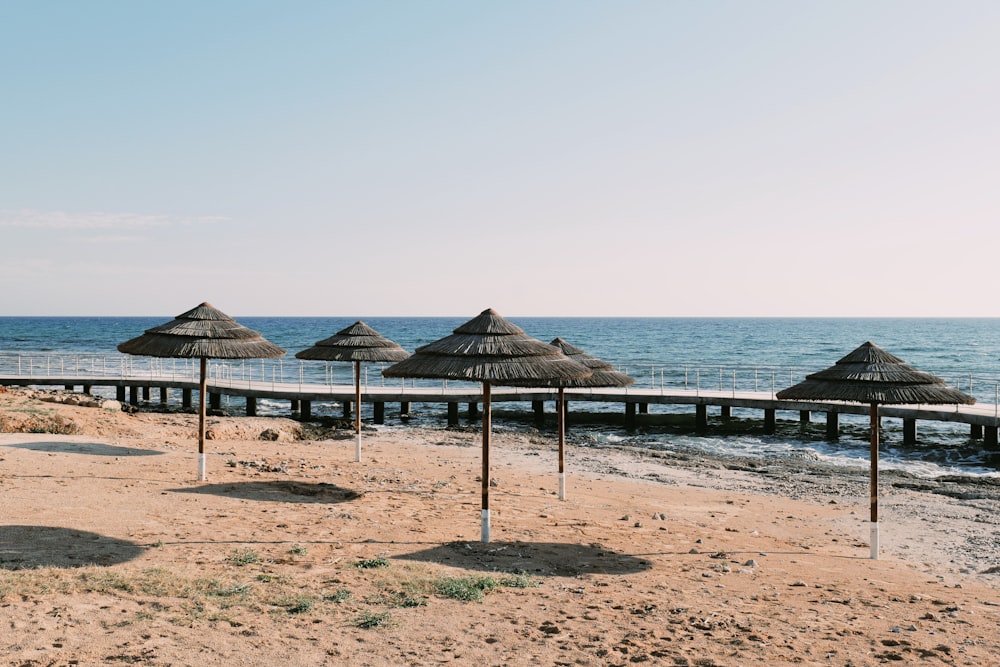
top-left (166, 480), bottom-right (362, 504)
top-left (0, 525), bottom-right (146, 569)
top-left (3, 441), bottom-right (165, 457)
top-left (397, 540), bottom-right (652, 577)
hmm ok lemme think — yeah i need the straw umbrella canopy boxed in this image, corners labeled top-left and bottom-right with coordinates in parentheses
top-left (776, 341), bottom-right (973, 559)
top-left (382, 309), bottom-right (591, 542)
top-left (295, 321), bottom-right (409, 462)
top-left (118, 302), bottom-right (285, 481)
top-left (549, 338), bottom-right (634, 500)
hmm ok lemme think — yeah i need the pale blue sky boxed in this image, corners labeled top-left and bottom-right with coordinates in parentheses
top-left (2, 1), bottom-right (998, 317)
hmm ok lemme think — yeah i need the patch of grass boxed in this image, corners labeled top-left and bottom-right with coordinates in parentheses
top-left (365, 589), bottom-right (426, 608)
top-left (324, 588), bottom-right (351, 603)
top-left (226, 548), bottom-right (261, 567)
top-left (206, 580), bottom-right (252, 598)
top-left (353, 610), bottom-right (393, 629)
top-left (277, 596), bottom-right (315, 615)
top-left (431, 573), bottom-right (538, 601)
top-left (79, 571), bottom-right (134, 594)
top-left (497, 572), bottom-right (539, 589)
top-left (354, 557), bottom-right (389, 570)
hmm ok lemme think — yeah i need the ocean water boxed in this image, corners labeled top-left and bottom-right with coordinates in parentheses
top-left (2, 316), bottom-right (1000, 477)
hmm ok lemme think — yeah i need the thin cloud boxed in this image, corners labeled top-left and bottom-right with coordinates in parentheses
top-left (0, 209), bottom-right (230, 230)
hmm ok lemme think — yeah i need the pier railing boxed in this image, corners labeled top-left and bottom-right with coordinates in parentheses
top-left (4, 352), bottom-right (1000, 408)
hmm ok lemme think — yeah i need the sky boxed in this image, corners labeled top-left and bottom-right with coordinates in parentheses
top-left (2, 1), bottom-right (999, 317)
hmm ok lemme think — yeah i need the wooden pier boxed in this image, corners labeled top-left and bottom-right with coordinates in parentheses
top-left (2, 373), bottom-right (999, 447)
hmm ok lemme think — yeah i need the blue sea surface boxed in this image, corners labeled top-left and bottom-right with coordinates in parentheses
top-left (3, 316), bottom-right (1000, 477)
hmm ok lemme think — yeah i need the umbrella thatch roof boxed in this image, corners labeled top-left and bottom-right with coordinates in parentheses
top-left (382, 309), bottom-right (591, 387)
top-left (117, 302), bottom-right (285, 359)
top-left (776, 341), bottom-right (974, 405)
top-left (295, 321), bottom-right (409, 363)
top-left (549, 338), bottom-right (635, 388)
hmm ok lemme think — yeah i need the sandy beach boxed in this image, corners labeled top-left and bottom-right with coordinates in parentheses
top-left (2, 386), bottom-right (1000, 666)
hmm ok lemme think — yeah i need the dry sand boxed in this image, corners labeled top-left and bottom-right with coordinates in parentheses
top-left (2, 386), bottom-right (999, 666)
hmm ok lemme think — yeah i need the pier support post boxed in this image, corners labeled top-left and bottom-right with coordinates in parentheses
top-left (532, 400), bottom-right (545, 428)
top-left (343, 400), bottom-right (352, 420)
top-left (447, 402), bottom-right (459, 426)
top-left (468, 402), bottom-right (479, 419)
top-left (400, 401), bottom-right (410, 418)
top-left (903, 418), bottom-right (917, 445)
top-left (639, 402), bottom-right (649, 415)
top-left (720, 405), bottom-right (731, 419)
top-left (210, 393), bottom-right (221, 410)
top-left (970, 424), bottom-right (983, 440)
top-left (246, 396), bottom-right (257, 417)
top-left (696, 404), bottom-right (708, 432)
top-left (129, 386), bottom-right (138, 405)
top-left (182, 388), bottom-right (192, 409)
top-left (159, 387), bottom-right (168, 405)
top-left (825, 412), bottom-right (839, 440)
top-left (116, 386), bottom-right (126, 402)
top-left (82, 385), bottom-right (91, 394)
top-left (290, 399), bottom-right (300, 413)
top-left (763, 408), bottom-right (776, 434)
top-left (800, 410), bottom-right (811, 424)
top-left (301, 400), bottom-right (311, 420)
top-left (142, 386), bottom-right (151, 401)
top-left (985, 426), bottom-right (998, 450)
top-left (374, 402), bottom-right (385, 424)
top-left (625, 402), bottom-right (636, 428)
top-left (64, 384), bottom-right (74, 391)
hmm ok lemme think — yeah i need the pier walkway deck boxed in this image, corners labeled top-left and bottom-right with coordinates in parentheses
top-left (3, 371), bottom-right (999, 447)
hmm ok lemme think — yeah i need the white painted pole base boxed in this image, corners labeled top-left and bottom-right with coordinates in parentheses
top-left (870, 522), bottom-right (879, 560)
top-left (355, 433), bottom-right (362, 462)
top-left (481, 509), bottom-right (491, 543)
top-left (558, 473), bottom-right (566, 501)
top-left (198, 453), bottom-right (207, 481)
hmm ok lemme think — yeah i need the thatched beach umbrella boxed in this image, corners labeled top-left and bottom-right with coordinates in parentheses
top-left (549, 338), bottom-right (634, 501)
top-left (776, 341), bottom-right (973, 559)
top-left (382, 309), bottom-right (591, 542)
top-left (118, 302), bottom-right (285, 481)
top-left (295, 321), bottom-right (409, 462)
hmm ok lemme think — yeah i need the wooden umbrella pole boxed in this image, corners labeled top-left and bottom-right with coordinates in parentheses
top-left (870, 402), bottom-right (879, 560)
top-left (198, 357), bottom-right (207, 481)
top-left (558, 387), bottom-right (566, 500)
top-left (482, 381), bottom-right (492, 543)
top-left (354, 360), bottom-right (362, 462)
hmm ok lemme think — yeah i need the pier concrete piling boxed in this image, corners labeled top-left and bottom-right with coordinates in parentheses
top-left (720, 405), bottom-right (731, 419)
top-left (447, 402), bottom-right (459, 426)
top-left (971, 424), bottom-right (983, 439)
top-left (343, 400), bottom-right (352, 420)
top-left (532, 400), bottom-right (545, 428)
top-left (116, 386), bottom-right (126, 402)
top-left (159, 387), bottom-right (168, 405)
top-left (468, 402), bottom-right (479, 419)
top-left (182, 389), bottom-right (192, 409)
top-left (800, 410), bottom-right (811, 424)
top-left (696, 404), bottom-right (708, 431)
top-left (300, 400), bottom-right (311, 420)
top-left (129, 386), bottom-right (138, 405)
top-left (625, 402), bottom-right (636, 428)
top-left (210, 393), bottom-right (221, 410)
top-left (903, 418), bottom-right (917, 445)
top-left (764, 408), bottom-right (776, 434)
top-left (142, 386), bottom-right (151, 401)
top-left (825, 412), bottom-right (839, 439)
top-left (374, 402), bottom-right (385, 424)
top-left (400, 401), bottom-right (410, 418)
top-left (246, 396), bottom-right (257, 417)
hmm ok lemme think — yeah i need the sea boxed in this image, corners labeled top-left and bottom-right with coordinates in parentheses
top-left (3, 316), bottom-right (1000, 478)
